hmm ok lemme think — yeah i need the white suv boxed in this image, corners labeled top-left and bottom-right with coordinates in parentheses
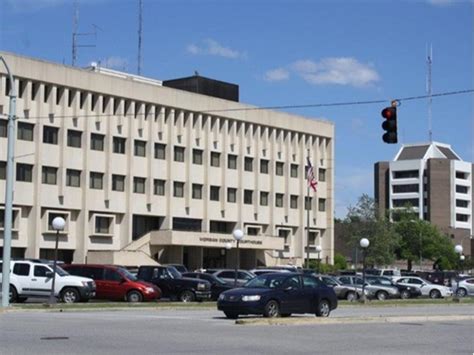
top-left (0, 260), bottom-right (96, 303)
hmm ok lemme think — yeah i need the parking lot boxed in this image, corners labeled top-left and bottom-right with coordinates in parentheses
top-left (1, 303), bottom-right (473, 355)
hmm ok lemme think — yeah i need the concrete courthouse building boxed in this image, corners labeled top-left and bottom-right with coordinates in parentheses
top-left (0, 52), bottom-right (334, 270)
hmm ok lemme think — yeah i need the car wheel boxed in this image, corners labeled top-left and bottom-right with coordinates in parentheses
top-left (376, 291), bottom-right (388, 301)
top-left (9, 285), bottom-right (18, 303)
top-left (429, 289), bottom-right (441, 299)
top-left (17, 297), bottom-right (28, 303)
top-left (400, 290), bottom-right (410, 300)
top-left (224, 312), bottom-right (239, 319)
top-left (346, 291), bottom-right (357, 302)
top-left (456, 288), bottom-right (467, 298)
top-left (315, 299), bottom-right (331, 317)
top-left (179, 290), bottom-right (195, 303)
top-left (281, 313), bottom-right (292, 317)
top-left (263, 300), bottom-right (280, 318)
top-left (127, 290), bottom-right (143, 303)
top-left (61, 288), bottom-right (80, 303)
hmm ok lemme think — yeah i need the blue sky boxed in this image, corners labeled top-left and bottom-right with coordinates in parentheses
top-left (1, 0), bottom-right (473, 218)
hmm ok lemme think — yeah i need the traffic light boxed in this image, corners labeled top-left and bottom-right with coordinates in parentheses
top-left (381, 106), bottom-right (397, 144)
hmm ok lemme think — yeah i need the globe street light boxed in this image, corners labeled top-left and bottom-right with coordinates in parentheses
top-left (49, 216), bottom-right (65, 305)
top-left (360, 238), bottom-right (370, 302)
top-left (315, 245), bottom-right (322, 274)
top-left (453, 244), bottom-right (463, 301)
top-left (232, 229), bottom-right (244, 287)
top-left (225, 242), bottom-right (232, 268)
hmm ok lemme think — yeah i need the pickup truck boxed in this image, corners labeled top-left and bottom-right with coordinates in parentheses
top-left (137, 265), bottom-right (211, 302)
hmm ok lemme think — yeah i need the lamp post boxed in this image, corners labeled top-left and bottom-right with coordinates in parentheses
top-left (48, 216), bottom-right (65, 305)
top-left (225, 242), bottom-right (232, 268)
top-left (315, 245), bottom-right (322, 274)
top-left (453, 244), bottom-right (463, 301)
top-left (360, 238), bottom-right (370, 302)
top-left (232, 229), bottom-right (244, 287)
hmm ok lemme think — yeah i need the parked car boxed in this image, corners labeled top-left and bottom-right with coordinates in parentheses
top-left (182, 272), bottom-right (232, 300)
top-left (250, 269), bottom-right (292, 276)
top-left (365, 276), bottom-right (421, 299)
top-left (166, 264), bottom-right (188, 273)
top-left (1, 260), bottom-right (95, 303)
top-left (217, 273), bottom-right (338, 319)
top-left (365, 268), bottom-right (401, 280)
top-left (212, 269), bottom-right (256, 287)
top-left (63, 264), bottom-right (160, 302)
top-left (396, 276), bottom-right (453, 298)
top-left (314, 275), bottom-right (365, 301)
top-left (336, 275), bottom-right (400, 300)
top-left (454, 278), bottom-right (474, 297)
top-left (137, 265), bottom-right (211, 302)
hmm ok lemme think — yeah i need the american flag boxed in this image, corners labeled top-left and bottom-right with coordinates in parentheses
top-left (306, 157), bottom-right (317, 192)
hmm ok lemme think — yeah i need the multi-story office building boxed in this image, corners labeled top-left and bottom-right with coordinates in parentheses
top-left (0, 52), bottom-right (334, 270)
top-left (375, 142), bottom-right (473, 256)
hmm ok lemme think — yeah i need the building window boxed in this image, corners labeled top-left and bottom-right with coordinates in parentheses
top-left (91, 133), bottom-right (105, 151)
top-left (113, 137), bottom-right (126, 154)
top-left (210, 186), bottom-right (220, 201)
top-left (392, 199), bottom-right (419, 207)
top-left (153, 179), bottom-right (165, 195)
top-left (0, 119), bottom-right (7, 137)
top-left (393, 170), bottom-right (419, 179)
top-left (275, 193), bottom-right (284, 207)
top-left (227, 188), bottom-right (237, 203)
top-left (260, 191), bottom-right (269, 206)
top-left (66, 169), bottom-right (81, 187)
top-left (43, 126), bottom-right (59, 145)
top-left (290, 195), bottom-right (298, 209)
top-left (276, 162), bottom-right (284, 176)
top-left (192, 184), bottom-right (202, 199)
top-left (112, 175), bottom-right (125, 192)
top-left (41, 166), bottom-right (57, 185)
top-left (393, 184), bottom-right (419, 193)
top-left (456, 214), bottom-right (469, 222)
top-left (244, 157), bottom-right (253, 172)
top-left (260, 160), bottom-right (269, 174)
top-left (95, 216), bottom-right (111, 234)
top-left (305, 197), bottom-right (312, 210)
top-left (174, 182), bottom-right (184, 197)
top-left (154, 143), bottom-right (166, 159)
top-left (134, 140), bottom-right (146, 157)
top-left (244, 190), bottom-right (253, 204)
top-left (67, 130), bottom-right (82, 148)
top-left (319, 168), bottom-right (326, 182)
top-left (0, 161), bottom-right (6, 180)
top-left (455, 171), bottom-right (468, 180)
top-left (193, 149), bottom-right (203, 165)
top-left (210, 152), bottom-right (220, 167)
top-left (17, 122), bottom-right (34, 141)
top-left (133, 177), bottom-right (146, 193)
top-left (16, 163), bottom-right (33, 182)
top-left (290, 164), bottom-right (298, 178)
top-left (456, 185), bottom-right (469, 194)
top-left (228, 155), bottom-right (237, 169)
top-left (90, 172), bottom-right (104, 189)
top-left (456, 199), bottom-right (469, 208)
top-left (318, 198), bottom-right (326, 212)
top-left (279, 229), bottom-right (290, 246)
top-left (174, 147), bottom-right (185, 162)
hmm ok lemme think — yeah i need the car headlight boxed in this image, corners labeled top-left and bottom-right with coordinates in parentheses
top-left (197, 283), bottom-right (207, 290)
top-left (145, 287), bottom-right (155, 293)
top-left (242, 295), bottom-right (261, 302)
top-left (406, 287), bottom-right (411, 290)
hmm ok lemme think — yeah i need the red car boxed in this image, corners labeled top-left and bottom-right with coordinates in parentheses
top-left (63, 264), bottom-right (161, 302)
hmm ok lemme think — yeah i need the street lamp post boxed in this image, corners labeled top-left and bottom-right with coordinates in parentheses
top-left (360, 238), bottom-right (370, 302)
top-left (315, 245), bottom-right (322, 274)
top-left (232, 229), bottom-right (244, 287)
top-left (453, 244), bottom-right (463, 301)
top-left (48, 217), bottom-right (65, 305)
top-left (225, 242), bottom-right (232, 268)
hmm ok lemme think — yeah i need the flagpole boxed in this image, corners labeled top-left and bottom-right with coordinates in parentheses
top-left (306, 183), bottom-right (310, 269)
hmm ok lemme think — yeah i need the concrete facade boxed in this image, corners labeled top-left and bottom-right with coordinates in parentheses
top-left (0, 52), bottom-right (335, 269)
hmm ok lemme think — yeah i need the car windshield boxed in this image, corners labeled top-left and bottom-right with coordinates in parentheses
top-left (244, 273), bottom-right (289, 289)
top-left (119, 267), bottom-right (138, 281)
top-left (168, 266), bottom-right (182, 279)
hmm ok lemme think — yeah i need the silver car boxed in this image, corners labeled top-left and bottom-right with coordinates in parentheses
top-left (454, 278), bottom-right (474, 297)
top-left (212, 269), bottom-right (256, 287)
top-left (336, 275), bottom-right (400, 300)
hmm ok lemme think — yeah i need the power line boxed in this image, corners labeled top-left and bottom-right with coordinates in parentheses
top-left (0, 89), bottom-right (472, 122)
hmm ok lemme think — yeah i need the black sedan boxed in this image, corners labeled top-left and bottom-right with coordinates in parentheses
top-left (217, 273), bottom-right (337, 319)
top-left (182, 272), bottom-right (232, 300)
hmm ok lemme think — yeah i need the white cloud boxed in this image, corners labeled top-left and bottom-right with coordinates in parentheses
top-left (264, 68), bottom-right (290, 82)
top-left (291, 57), bottom-right (380, 87)
top-left (186, 39), bottom-right (244, 59)
top-left (101, 56), bottom-right (128, 70)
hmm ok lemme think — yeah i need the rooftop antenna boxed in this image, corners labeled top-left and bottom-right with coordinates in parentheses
top-left (71, 0), bottom-right (98, 66)
top-left (426, 44), bottom-right (433, 142)
top-left (137, 0), bottom-right (143, 75)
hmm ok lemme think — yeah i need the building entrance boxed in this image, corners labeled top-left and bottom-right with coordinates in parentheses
top-left (202, 248), bottom-right (227, 269)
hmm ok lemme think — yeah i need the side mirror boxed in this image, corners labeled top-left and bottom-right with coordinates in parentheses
top-left (45, 271), bottom-right (54, 278)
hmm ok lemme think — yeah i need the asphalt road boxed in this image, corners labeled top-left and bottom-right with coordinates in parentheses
top-left (1, 304), bottom-right (473, 355)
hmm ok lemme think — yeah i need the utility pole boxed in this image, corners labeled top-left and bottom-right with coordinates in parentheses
top-left (1, 56), bottom-right (17, 308)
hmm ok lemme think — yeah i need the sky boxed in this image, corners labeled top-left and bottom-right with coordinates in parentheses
top-left (1, 0), bottom-right (473, 218)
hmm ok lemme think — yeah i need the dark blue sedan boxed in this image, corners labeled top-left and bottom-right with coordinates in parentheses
top-left (217, 273), bottom-right (338, 319)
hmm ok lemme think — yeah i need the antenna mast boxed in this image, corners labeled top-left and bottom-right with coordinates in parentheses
top-left (137, 0), bottom-right (143, 75)
top-left (426, 44), bottom-right (433, 142)
top-left (71, 1), bottom-right (97, 67)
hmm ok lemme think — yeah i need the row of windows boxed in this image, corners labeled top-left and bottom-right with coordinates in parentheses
top-left (392, 184), bottom-right (419, 193)
top-left (1, 120), bottom-right (328, 180)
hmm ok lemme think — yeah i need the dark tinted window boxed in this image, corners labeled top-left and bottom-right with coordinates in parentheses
top-left (104, 269), bottom-right (122, 281)
top-left (303, 276), bottom-right (321, 288)
top-left (13, 263), bottom-right (30, 276)
top-left (282, 276), bottom-right (301, 289)
top-left (34, 265), bottom-right (50, 277)
top-left (218, 271), bottom-right (234, 278)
